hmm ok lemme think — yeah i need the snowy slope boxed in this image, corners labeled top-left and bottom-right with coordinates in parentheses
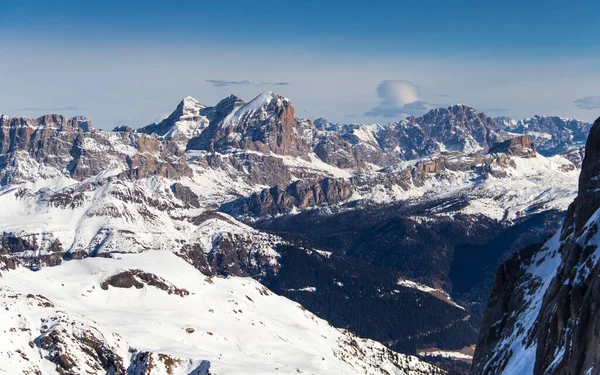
top-left (0, 169), bottom-right (280, 274)
top-left (0, 251), bottom-right (445, 375)
top-left (353, 153), bottom-right (578, 222)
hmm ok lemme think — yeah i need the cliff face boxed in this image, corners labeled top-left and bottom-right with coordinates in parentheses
top-left (187, 92), bottom-right (315, 157)
top-left (0, 114), bottom-right (191, 184)
top-left (472, 116), bottom-right (600, 375)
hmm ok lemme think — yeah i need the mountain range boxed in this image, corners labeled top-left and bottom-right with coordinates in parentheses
top-left (0, 91), bottom-right (595, 374)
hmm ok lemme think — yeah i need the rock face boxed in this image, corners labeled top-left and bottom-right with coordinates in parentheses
top-left (0, 114), bottom-right (191, 184)
top-left (188, 92), bottom-right (315, 157)
top-left (221, 177), bottom-right (354, 217)
top-left (171, 182), bottom-right (200, 208)
top-left (1, 232), bottom-right (63, 268)
top-left (472, 116), bottom-right (600, 375)
top-left (571, 120), bottom-right (600, 232)
top-left (488, 135), bottom-right (536, 157)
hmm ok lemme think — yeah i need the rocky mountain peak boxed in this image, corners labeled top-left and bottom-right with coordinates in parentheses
top-left (137, 96), bottom-right (209, 140)
top-left (314, 117), bottom-right (333, 130)
top-left (180, 96), bottom-right (205, 116)
top-left (495, 116), bottom-right (519, 131)
top-left (418, 104), bottom-right (494, 126)
top-left (218, 91), bottom-right (294, 129)
top-left (187, 92), bottom-right (314, 157)
top-left (379, 104), bottom-right (506, 158)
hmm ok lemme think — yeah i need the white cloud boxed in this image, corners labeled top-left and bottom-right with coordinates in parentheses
top-left (206, 80), bottom-right (289, 87)
top-left (365, 80), bottom-right (431, 118)
top-left (377, 80), bottom-right (420, 106)
top-left (574, 96), bottom-right (600, 110)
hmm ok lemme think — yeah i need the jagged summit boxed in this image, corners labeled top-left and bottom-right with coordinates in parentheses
top-left (218, 91), bottom-right (292, 129)
top-left (313, 117), bottom-right (331, 130)
top-left (178, 96), bottom-right (206, 116)
top-left (187, 91), bottom-right (313, 157)
top-left (137, 96), bottom-right (209, 140)
top-left (376, 104), bottom-right (505, 158)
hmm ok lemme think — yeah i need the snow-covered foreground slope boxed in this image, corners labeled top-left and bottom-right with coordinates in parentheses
top-left (0, 251), bottom-right (444, 375)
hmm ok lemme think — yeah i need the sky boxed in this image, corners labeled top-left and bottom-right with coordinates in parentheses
top-left (1, 0), bottom-right (599, 129)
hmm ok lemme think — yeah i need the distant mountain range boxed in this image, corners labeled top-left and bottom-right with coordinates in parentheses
top-left (0, 92), bottom-right (593, 374)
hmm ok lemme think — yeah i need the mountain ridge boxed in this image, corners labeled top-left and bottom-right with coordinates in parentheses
top-left (0, 92), bottom-right (593, 374)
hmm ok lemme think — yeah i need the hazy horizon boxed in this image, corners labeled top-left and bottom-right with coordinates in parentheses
top-left (2, 0), bottom-right (599, 128)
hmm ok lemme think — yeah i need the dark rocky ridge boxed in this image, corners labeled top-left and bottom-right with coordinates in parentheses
top-left (221, 177), bottom-right (353, 217)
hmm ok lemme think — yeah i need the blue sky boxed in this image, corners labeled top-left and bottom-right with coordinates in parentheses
top-left (1, 0), bottom-right (599, 128)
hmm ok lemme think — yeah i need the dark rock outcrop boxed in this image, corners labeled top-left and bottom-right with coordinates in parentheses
top-left (38, 319), bottom-right (127, 375)
top-left (489, 135), bottom-right (536, 157)
top-left (0, 248), bottom-right (16, 274)
top-left (1, 232), bottom-right (63, 268)
top-left (171, 183), bottom-right (200, 208)
top-left (221, 177), bottom-right (353, 217)
top-left (100, 269), bottom-right (190, 296)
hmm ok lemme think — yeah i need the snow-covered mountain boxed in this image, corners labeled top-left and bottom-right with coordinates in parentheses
top-left (0, 92), bottom-right (593, 374)
top-left (137, 97), bottom-right (209, 141)
top-left (495, 114), bottom-right (592, 156)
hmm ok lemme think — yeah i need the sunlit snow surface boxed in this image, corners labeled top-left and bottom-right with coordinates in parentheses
top-left (0, 251), bottom-right (440, 374)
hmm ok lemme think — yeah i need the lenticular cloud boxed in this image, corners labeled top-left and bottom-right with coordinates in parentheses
top-left (365, 80), bottom-right (426, 118)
